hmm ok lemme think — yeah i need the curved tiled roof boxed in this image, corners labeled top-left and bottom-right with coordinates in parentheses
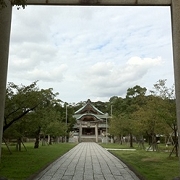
top-left (74, 99), bottom-right (104, 115)
top-left (76, 113), bottom-right (103, 121)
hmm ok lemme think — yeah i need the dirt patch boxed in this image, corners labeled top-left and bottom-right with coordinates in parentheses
top-left (141, 157), bottom-right (160, 162)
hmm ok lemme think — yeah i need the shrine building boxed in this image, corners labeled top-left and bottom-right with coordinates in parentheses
top-left (73, 99), bottom-right (109, 143)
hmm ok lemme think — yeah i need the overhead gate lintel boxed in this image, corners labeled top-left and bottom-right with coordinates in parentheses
top-left (25, 0), bottom-right (172, 6)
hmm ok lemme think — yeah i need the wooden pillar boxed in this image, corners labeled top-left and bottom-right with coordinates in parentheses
top-left (79, 121), bottom-right (82, 143)
top-left (171, 0), bottom-right (180, 158)
top-left (95, 123), bottom-right (98, 143)
top-left (0, 0), bottom-right (12, 160)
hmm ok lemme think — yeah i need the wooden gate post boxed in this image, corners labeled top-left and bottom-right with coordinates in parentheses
top-left (171, 0), bottom-right (180, 158)
top-left (0, 0), bottom-right (12, 160)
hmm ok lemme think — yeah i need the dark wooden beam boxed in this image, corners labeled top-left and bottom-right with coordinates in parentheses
top-left (25, 0), bottom-right (172, 6)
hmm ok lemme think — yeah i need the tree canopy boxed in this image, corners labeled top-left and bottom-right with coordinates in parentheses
top-left (3, 79), bottom-right (176, 155)
top-left (108, 80), bottom-right (176, 154)
top-left (0, 0), bottom-right (26, 9)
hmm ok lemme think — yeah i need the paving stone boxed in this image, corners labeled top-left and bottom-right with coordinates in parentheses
top-left (104, 174), bottom-right (116, 180)
top-left (114, 175), bottom-right (126, 180)
top-left (72, 175), bottom-right (84, 180)
top-left (94, 174), bottom-right (105, 180)
top-left (61, 175), bottom-right (73, 180)
top-left (84, 174), bottom-right (94, 180)
top-left (32, 142), bottom-right (140, 180)
top-left (39, 175), bottom-right (52, 180)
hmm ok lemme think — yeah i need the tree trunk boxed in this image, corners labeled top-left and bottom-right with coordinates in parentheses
top-left (146, 131), bottom-right (151, 145)
top-left (47, 135), bottom-right (50, 144)
top-left (174, 128), bottom-right (178, 157)
top-left (16, 138), bottom-right (21, 151)
top-left (42, 134), bottom-right (46, 146)
top-left (49, 135), bottom-right (52, 145)
top-left (56, 136), bottom-right (60, 143)
top-left (119, 135), bottom-right (123, 145)
top-left (34, 127), bottom-right (41, 149)
top-left (129, 133), bottom-right (133, 148)
top-left (152, 134), bottom-right (158, 151)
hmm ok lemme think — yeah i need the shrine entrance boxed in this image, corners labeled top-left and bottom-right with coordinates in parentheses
top-left (73, 99), bottom-right (108, 142)
top-left (1, 0), bottom-right (180, 163)
top-left (82, 128), bottom-right (95, 136)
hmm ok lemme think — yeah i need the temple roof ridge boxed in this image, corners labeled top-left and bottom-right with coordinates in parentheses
top-left (76, 113), bottom-right (103, 121)
top-left (74, 99), bottom-right (104, 115)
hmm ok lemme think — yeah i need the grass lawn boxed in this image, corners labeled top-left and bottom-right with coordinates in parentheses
top-left (0, 142), bottom-right (77, 180)
top-left (100, 143), bottom-right (180, 180)
top-left (1, 142), bottom-right (179, 180)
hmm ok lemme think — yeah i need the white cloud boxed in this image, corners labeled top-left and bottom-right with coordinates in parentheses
top-left (7, 6), bottom-right (174, 103)
top-left (126, 56), bottom-right (162, 68)
top-left (26, 64), bottom-right (68, 82)
top-left (78, 56), bottom-right (163, 99)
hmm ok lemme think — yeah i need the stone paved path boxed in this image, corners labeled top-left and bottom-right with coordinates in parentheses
top-left (33, 142), bottom-right (140, 180)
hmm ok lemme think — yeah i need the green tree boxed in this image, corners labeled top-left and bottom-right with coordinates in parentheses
top-left (109, 113), bottom-right (130, 144)
top-left (108, 86), bottom-right (147, 147)
top-left (125, 85), bottom-right (147, 147)
top-left (3, 115), bottom-right (29, 151)
top-left (150, 79), bottom-right (177, 156)
top-left (0, 0), bottom-right (26, 9)
top-left (30, 89), bottom-right (61, 148)
top-left (133, 95), bottom-right (169, 151)
top-left (4, 82), bottom-right (62, 149)
top-left (4, 82), bottom-right (42, 132)
top-left (93, 101), bottom-right (108, 114)
top-left (109, 96), bottom-right (126, 117)
top-left (46, 120), bottom-right (67, 144)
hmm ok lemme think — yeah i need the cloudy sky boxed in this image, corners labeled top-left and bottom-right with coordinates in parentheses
top-left (8, 5), bottom-right (174, 103)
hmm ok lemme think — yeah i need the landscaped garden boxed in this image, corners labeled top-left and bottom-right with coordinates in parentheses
top-left (0, 79), bottom-right (179, 180)
top-left (0, 142), bottom-right (179, 180)
top-left (0, 143), bottom-right (76, 180)
top-left (101, 143), bottom-right (179, 180)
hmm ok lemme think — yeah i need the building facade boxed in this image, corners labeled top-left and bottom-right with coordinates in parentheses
top-left (73, 99), bottom-right (109, 142)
